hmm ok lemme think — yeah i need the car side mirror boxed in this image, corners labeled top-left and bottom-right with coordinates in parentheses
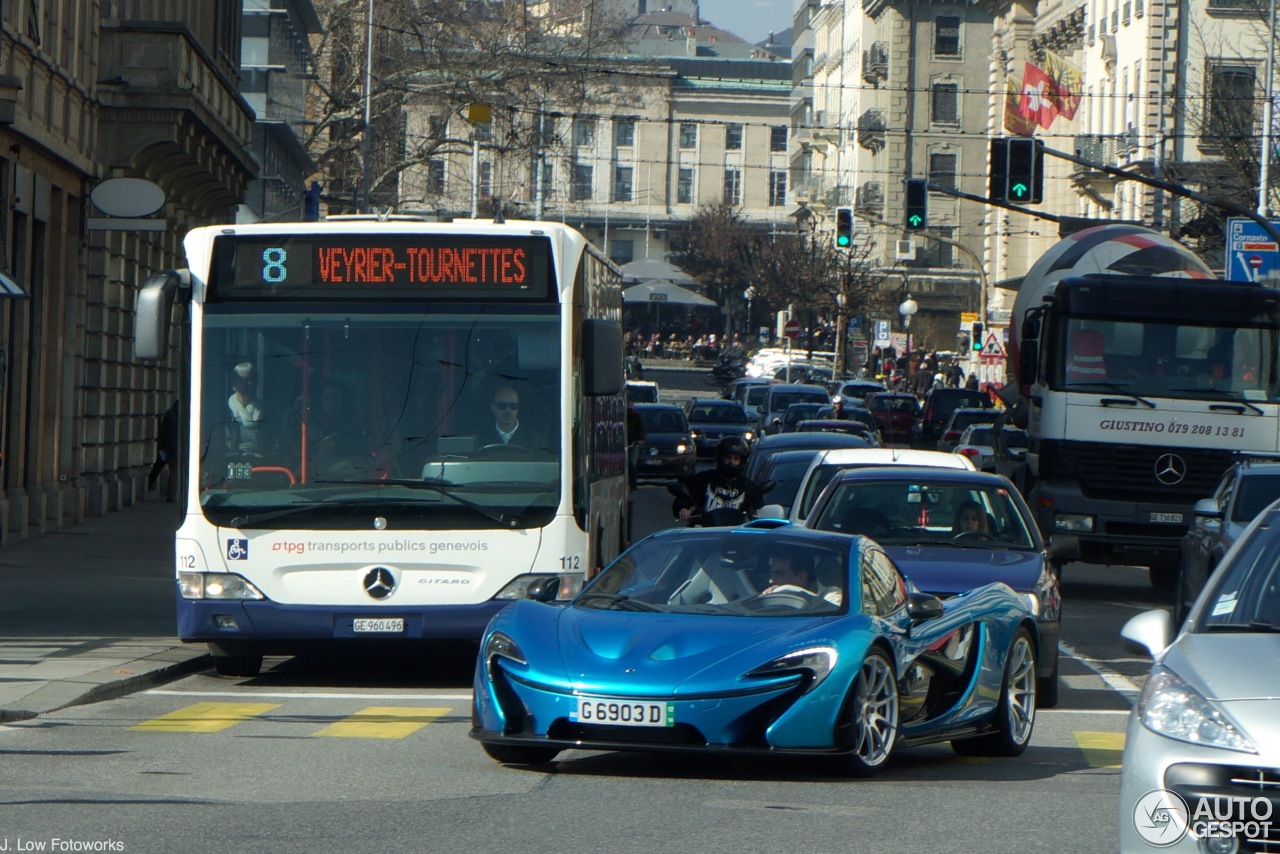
top-left (906, 591), bottom-right (944, 623)
top-left (1121, 609), bottom-right (1175, 657)
top-left (1048, 535), bottom-right (1080, 566)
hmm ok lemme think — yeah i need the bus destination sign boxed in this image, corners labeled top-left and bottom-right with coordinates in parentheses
top-left (210, 234), bottom-right (554, 301)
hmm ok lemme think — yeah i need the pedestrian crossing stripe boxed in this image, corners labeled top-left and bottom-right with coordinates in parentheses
top-left (1074, 731), bottom-right (1126, 768)
top-left (130, 702), bottom-right (282, 733)
top-left (315, 706), bottom-right (451, 739)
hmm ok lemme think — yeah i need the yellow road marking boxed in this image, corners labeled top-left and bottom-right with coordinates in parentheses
top-left (1074, 731), bottom-right (1126, 768)
top-left (314, 706), bottom-right (451, 739)
top-left (131, 702), bottom-right (281, 733)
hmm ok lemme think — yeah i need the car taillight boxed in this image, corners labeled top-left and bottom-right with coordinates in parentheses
top-left (944, 430), bottom-right (960, 440)
top-left (958, 447), bottom-right (980, 457)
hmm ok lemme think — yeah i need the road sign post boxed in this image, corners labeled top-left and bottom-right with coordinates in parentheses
top-left (783, 319), bottom-right (801, 339)
top-left (1227, 217), bottom-right (1280, 282)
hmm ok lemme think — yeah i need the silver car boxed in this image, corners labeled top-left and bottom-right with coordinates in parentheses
top-left (1118, 499), bottom-right (1280, 853)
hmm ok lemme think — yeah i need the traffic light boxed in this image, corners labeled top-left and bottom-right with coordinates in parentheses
top-left (835, 207), bottom-right (854, 248)
top-left (971, 321), bottom-right (984, 351)
top-left (904, 179), bottom-right (928, 230)
top-left (1004, 137), bottom-right (1044, 204)
top-left (989, 138), bottom-right (1008, 203)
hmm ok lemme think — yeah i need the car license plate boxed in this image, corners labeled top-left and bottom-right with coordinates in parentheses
top-left (1149, 512), bottom-right (1184, 524)
top-left (572, 696), bottom-right (674, 727)
top-left (353, 617), bottom-right (404, 633)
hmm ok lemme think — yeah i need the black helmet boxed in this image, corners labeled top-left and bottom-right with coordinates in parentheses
top-left (715, 437), bottom-right (751, 476)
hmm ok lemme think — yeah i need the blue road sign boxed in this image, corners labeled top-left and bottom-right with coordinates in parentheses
top-left (1226, 218), bottom-right (1280, 283)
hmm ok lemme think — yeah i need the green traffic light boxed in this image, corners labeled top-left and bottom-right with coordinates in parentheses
top-left (1011, 182), bottom-right (1028, 198)
top-left (836, 235), bottom-right (850, 247)
top-left (908, 215), bottom-right (922, 228)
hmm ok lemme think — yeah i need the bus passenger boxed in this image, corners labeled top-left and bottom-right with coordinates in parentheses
top-left (228, 362), bottom-right (267, 456)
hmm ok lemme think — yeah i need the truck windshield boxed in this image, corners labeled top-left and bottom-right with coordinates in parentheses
top-left (198, 306), bottom-right (561, 529)
top-left (1052, 317), bottom-right (1280, 402)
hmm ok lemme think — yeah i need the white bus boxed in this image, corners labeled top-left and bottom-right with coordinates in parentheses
top-left (135, 217), bottom-right (627, 675)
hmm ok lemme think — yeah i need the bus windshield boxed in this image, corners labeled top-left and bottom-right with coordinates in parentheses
top-left (199, 305), bottom-right (561, 529)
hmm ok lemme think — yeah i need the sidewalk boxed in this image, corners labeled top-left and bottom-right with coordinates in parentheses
top-left (0, 498), bottom-right (209, 722)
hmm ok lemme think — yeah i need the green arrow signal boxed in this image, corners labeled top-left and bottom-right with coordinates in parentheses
top-left (1010, 182), bottom-right (1028, 198)
top-left (908, 215), bottom-right (922, 227)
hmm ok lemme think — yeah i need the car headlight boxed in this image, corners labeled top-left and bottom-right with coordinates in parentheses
top-left (1136, 666), bottom-right (1256, 753)
top-left (484, 631), bottom-right (527, 665)
top-left (677, 442), bottom-right (689, 454)
top-left (745, 646), bottom-right (838, 693)
top-left (178, 571), bottom-right (265, 600)
top-left (743, 431), bottom-right (754, 441)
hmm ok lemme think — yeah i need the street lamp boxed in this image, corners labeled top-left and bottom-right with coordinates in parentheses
top-left (743, 286), bottom-right (756, 341)
top-left (835, 291), bottom-right (849, 378)
top-left (899, 293), bottom-right (918, 358)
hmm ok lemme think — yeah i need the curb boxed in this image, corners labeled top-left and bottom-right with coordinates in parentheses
top-left (0, 650), bottom-right (212, 723)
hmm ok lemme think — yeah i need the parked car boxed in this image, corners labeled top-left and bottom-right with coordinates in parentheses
top-left (684, 398), bottom-right (756, 457)
top-left (863, 391), bottom-right (920, 445)
top-left (914, 387), bottom-right (992, 448)
top-left (805, 465), bottom-right (1074, 706)
top-left (761, 383), bottom-right (832, 435)
top-left (953, 424), bottom-right (1029, 475)
top-left (788, 448), bottom-right (976, 527)
top-left (625, 380), bottom-right (659, 404)
top-left (1118, 502), bottom-right (1280, 852)
top-left (936, 407), bottom-right (1002, 453)
top-left (743, 432), bottom-right (873, 492)
top-left (777, 402), bottom-right (826, 434)
top-left (633, 403), bottom-right (695, 478)
top-left (474, 521), bottom-right (1042, 772)
top-left (1175, 457), bottom-right (1280, 625)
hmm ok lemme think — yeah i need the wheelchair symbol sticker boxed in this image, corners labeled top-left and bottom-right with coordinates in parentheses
top-left (226, 539), bottom-right (249, 561)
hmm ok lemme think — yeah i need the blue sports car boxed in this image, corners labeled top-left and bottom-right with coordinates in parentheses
top-left (471, 521), bottom-right (1040, 775)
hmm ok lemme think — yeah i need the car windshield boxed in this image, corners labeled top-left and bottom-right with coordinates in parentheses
top-left (763, 454), bottom-right (820, 510)
top-left (933, 392), bottom-right (989, 420)
top-left (1003, 429), bottom-right (1029, 449)
top-left (771, 391), bottom-right (828, 412)
top-left (744, 386), bottom-right (770, 407)
top-left (642, 410), bottom-right (688, 433)
top-left (950, 411), bottom-right (999, 431)
top-left (870, 396), bottom-right (916, 413)
top-left (1196, 525), bottom-right (1280, 631)
top-left (809, 480), bottom-right (1035, 549)
top-left (578, 530), bottom-right (847, 616)
top-left (965, 427), bottom-right (996, 445)
top-left (1232, 475), bottom-right (1280, 524)
top-left (785, 404), bottom-right (824, 424)
top-left (690, 405), bottom-right (749, 424)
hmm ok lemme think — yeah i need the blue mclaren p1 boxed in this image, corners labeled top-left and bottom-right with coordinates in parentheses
top-left (471, 521), bottom-right (1040, 775)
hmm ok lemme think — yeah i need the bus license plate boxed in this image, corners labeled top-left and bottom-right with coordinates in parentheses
top-left (353, 618), bottom-right (404, 633)
top-left (1149, 512), bottom-right (1183, 524)
top-left (572, 697), bottom-right (674, 727)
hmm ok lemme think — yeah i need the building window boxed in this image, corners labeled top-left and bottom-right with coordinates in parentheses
top-left (614, 117), bottom-right (636, 147)
top-left (677, 167), bottom-right (694, 204)
top-left (934, 16), bottom-right (960, 57)
top-left (610, 239), bottom-right (634, 265)
top-left (916, 227), bottom-right (956, 267)
top-left (571, 163), bottom-right (593, 201)
top-left (478, 161), bottom-right (492, 198)
top-left (573, 118), bottom-right (596, 147)
top-left (769, 170), bottom-right (787, 206)
top-left (428, 115), bottom-right (447, 140)
top-left (679, 122), bottom-right (698, 148)
top-left (537, 113), bottom-right (557, 146)
top-left (770, 125), bottom-right (788, 151)
top-left (928, 153), bottom-right (957, 192)
top-left (725, 124), bottom-right (743, 150)
top-left (1208, 65), bottom-right (1257, 142)
top-left (427, 160), bottom-right (445, 195)
top-left (931, 82), bottom-right (959, 123)
top-left (613, 165), bottom-right (634, 202)
top-left (723, 168), bottom-right (742, 205)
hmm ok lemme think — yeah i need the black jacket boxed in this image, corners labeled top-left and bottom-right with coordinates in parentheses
top-left (672, 470), bottom-right (766, 519)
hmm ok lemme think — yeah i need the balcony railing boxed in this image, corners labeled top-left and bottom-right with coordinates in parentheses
top-left (857, 108), bottom-right (887, 153)
top-left (855, 181), bottom-right (884, 214)
top-left (862, 42), bottom-right (888, 84)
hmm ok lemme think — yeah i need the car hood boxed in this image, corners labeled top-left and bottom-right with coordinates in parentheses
top-left (1164, 634), bottom-right (1280, 702)
top-left (505, 602), bottom-right (845, 696)
top-left (884, 545), bottom-right (1045, 596)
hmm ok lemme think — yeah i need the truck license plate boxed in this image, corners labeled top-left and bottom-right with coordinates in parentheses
top-left (1149, 512), bottom-right (1183, 524)
top-left (353, 618), bottom-right (404, 633)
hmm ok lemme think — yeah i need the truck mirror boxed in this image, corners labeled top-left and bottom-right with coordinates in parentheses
top-left (1021, 315), bottom-right (1041, 341)
top-left (1019, 341), bottom-right (1039, 386)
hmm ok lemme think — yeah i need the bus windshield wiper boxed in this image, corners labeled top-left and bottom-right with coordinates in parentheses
top-left (310, 479), bottom-right (511, 525)
top-left (1063, 381), bottom-right (1156, 408)
top-left (228, 479), bottom-right (509, 527)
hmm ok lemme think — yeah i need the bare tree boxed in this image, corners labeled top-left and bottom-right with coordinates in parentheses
top-left (308, 0), bottom-right (631, 213)
top-left (669, 203), bottom-right (761, 337)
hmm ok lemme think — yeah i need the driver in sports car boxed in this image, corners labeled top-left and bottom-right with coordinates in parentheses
top-left (762, 552), bottom-right (843, 606)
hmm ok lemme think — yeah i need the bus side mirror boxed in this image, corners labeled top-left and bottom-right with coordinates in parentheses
top-left (134, 269), bottom-right (190, 360)
top-left (583, 319), bottom-right (623, 396)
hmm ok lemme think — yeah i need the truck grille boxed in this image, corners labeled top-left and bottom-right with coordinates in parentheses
top-left (1039, 441), bottom-right (1234, 503)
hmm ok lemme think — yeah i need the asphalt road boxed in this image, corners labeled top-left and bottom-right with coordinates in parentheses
top-left (0, 364), bottom-right (1154, 853)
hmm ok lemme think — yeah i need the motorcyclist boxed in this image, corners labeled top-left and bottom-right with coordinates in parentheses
top-left (672, 437), bottom-right (766, 523)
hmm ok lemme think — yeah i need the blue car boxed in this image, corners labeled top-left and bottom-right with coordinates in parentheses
top-left (471, 522), bottom-right (1040, 775)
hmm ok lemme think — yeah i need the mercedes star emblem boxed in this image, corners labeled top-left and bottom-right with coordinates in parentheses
top-left (363, 566), bottom-right (396, 600)
top-left (1153, 453), bottom-right (1186, 486)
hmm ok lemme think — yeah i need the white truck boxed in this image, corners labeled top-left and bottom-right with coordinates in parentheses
top-left (1008, 224), bottom-right (1280, 590)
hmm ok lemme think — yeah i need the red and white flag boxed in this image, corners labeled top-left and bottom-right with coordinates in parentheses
top-left (1020, 62), bottom-right (1060, 129)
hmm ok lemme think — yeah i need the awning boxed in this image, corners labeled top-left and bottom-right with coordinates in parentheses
top-left (0, 271), bottom-right (27, 297)
top-left (623, 280), bottom-right (716, 306)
